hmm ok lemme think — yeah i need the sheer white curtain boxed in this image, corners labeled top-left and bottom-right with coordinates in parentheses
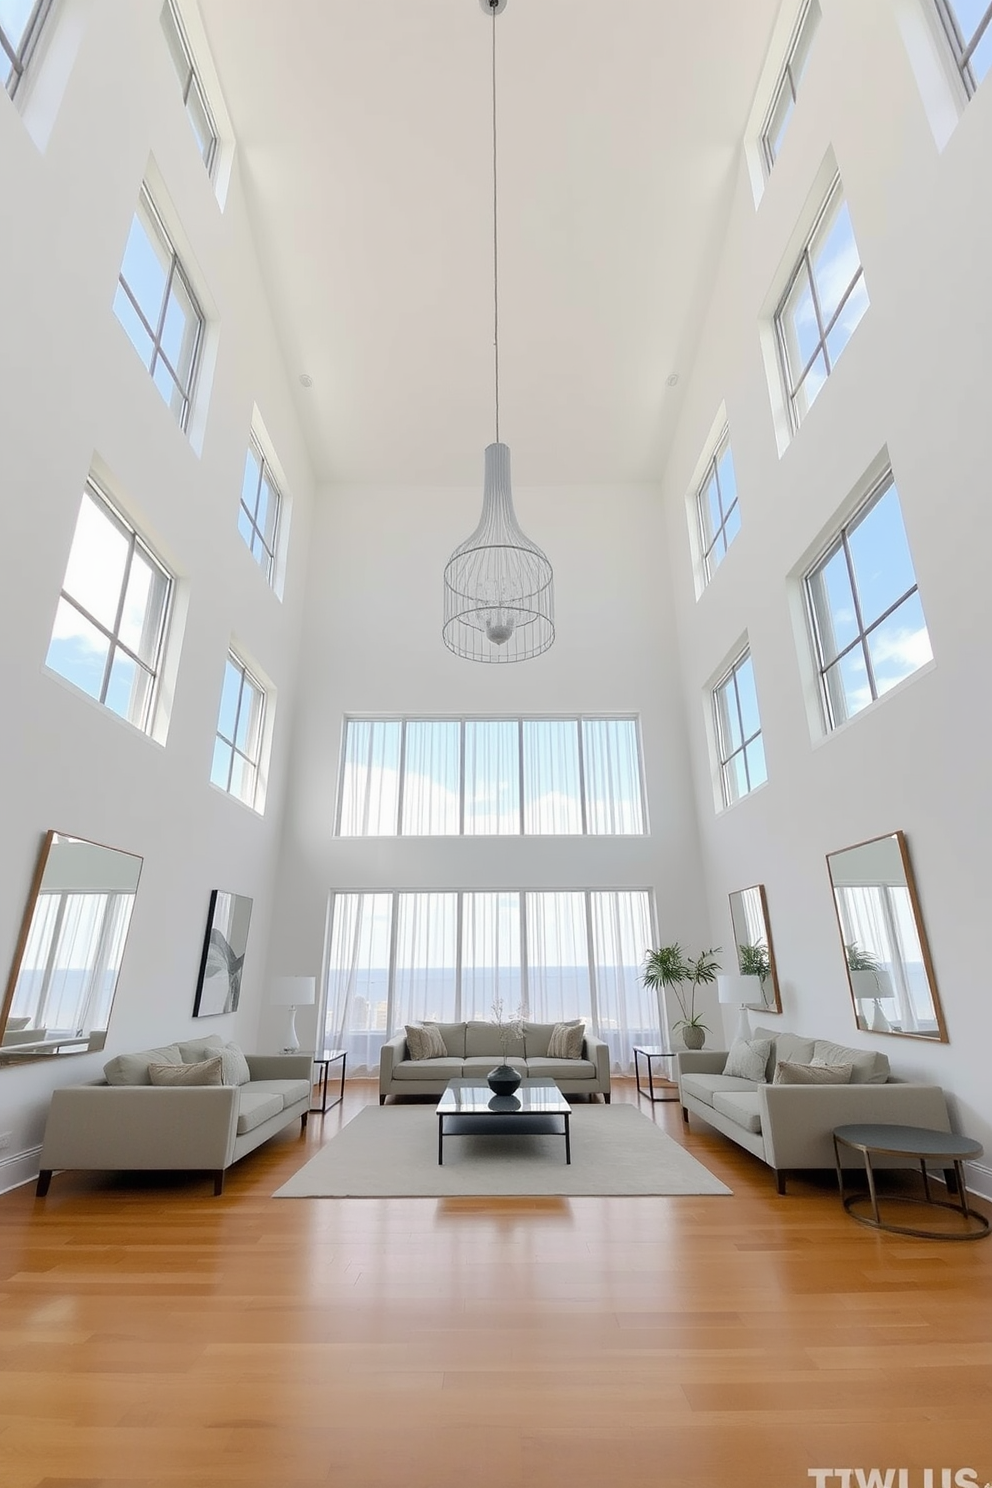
top-left (836, 884), bottom-right (928, 1034)
top-left (588, 891), bottom-right (655, 1069)
top-left (461, 891), bottom-right (521, 1018)
top-left (525, 892), bottom-right (591, 1021)
top-left (338, 720), bottom-right (401, 835)
top-left (400, 722), bottom-right (460, 835)
top-left (464, 721), bottom-right (520, 835)
top-left (324, 892), bottom-right (392, 1073)
top-left (13, 892), bottom-right (132, 1034)
top-left (523, 722), bottom-right (582, 834)
top-left (582, 720), bottom-right (644, 834)
top-left (391, 892), bottom-right (458, 1025)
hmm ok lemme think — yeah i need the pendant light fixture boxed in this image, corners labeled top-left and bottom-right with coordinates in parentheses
top-left (442, 0), bottom-right (555, 663)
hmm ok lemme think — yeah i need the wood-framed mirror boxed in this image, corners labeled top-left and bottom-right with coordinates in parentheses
top-left (727, 883), bottom-right (781, 1013)
top-left (0, 831), bottom-right (143, 1066)
top-left (826, 829), bottom-right (947, 1041)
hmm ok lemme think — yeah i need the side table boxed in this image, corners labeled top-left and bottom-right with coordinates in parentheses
top-left (833, 1122), bottom-right (990, 1240)
top-left (311, 1049), bottom-right (347, 1113)
top-left (633, 1045), bottom-right (679, 1103)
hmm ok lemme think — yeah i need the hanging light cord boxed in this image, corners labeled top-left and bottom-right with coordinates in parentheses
top-left (491, 0), bottom-right (500, 444)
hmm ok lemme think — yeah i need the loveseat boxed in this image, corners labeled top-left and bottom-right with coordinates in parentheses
top-left (677, 1025), bottom-right (950, 1193)
top-left (379, 1020), bottom-right (611, 1103)
top-left (36, 1034), bottom-right (312, 1196)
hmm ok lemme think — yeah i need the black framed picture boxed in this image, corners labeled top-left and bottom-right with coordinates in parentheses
top-left (193, 890), bottom-right (253, 1017)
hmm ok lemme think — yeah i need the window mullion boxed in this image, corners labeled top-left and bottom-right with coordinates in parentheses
top-left (385, 894), bottom-right (399, 1037)
top-left (517, 719), bottom-right (525, 836)
top-left (396, 719), bottom-right (408, 835)
top-left (584, 890), bottom-right (600, 1037)
top-left (458, 719), bottom-right (466, 837)
top-left (519, 892), bottom-right (529, 1019)
top-left (576, 718), bottom-right (588, 835)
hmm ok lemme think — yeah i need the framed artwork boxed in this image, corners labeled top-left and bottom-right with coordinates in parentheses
top-left (193, 891), bottom-right (253, 1017)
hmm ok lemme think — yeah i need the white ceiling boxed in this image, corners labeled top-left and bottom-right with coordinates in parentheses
top-left (198, 0), bottom-right (780, 485)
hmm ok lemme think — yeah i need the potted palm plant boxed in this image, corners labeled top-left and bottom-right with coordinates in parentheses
top-left (642, 944), bottom-right (721, 1049)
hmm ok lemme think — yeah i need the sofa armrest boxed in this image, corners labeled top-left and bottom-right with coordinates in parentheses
top-left (39, 1085), bottom-right (240, 1172)
top-left (379, 1033), bottom-right (408, 1090)
top-left (246, 1054), bottom-right (313, 1082)
top-left (582, 1034), bottom-right (610, 1088)
top-left (759, 1082), bottom-right (951, 1171)
top-left (675, 1050), bottom-right (728, 1087)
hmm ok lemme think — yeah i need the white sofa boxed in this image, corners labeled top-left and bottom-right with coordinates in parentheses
top-left (379, 1020), bottom-right (611, 1103)
top-left (677, 1026), bottom-right (951, 1193)
top-left (36, 1035), bottom-right (312, 1196)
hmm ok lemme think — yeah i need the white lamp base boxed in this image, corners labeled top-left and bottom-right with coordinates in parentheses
top-left (734, 1005), bottom-right (751, 1043)
top-left (282, 1006), bottom-right (300, 1054)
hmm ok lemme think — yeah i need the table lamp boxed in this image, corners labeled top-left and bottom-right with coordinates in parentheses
top-left (717, 973), bottom-right (761, 1043)
top-left (272, 976), bottom-right (316, 1053)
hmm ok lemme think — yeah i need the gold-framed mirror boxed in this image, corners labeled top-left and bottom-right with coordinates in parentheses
top-left (1, 831), bottom-right (143, 1066)
top-left (727, 883), bottom-right (781, 1013)
top-left (825, 830), bottom-right (947, 1041)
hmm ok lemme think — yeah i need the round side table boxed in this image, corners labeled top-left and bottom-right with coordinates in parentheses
top-left (832, 1122), bottom-right (989, 1241)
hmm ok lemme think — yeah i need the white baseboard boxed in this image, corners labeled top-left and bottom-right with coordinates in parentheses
top-left (964, 1159), bottom-right (992, 1203)
top-left (0, 1145), bottom-right (42, 1195)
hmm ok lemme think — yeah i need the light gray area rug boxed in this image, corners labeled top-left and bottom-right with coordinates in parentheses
top-left (274, 1103), bottom-right (732, 1198)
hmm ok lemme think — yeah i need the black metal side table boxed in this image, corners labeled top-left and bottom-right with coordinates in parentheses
top-left (833, 1122), bottom-right (990, 1240)
top-left (311, 1049), bottom-right (347, 1113)
top-left (633, 1045), bottom-right (679, 1103)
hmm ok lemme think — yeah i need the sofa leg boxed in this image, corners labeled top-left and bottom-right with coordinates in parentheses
top-left (380, 1095), bottom-right (387, 1106)
top-left (603, 1092), bottom-right (611, 1104)
top-left (300, 1111), bottom-right (308, 1133)
top-left (681, 1106), bottom-right (689, 1122)
top-left (213, 1170), bottom-right (225, 1196)
top-left (36, 1170), bottom-right (52, 1198)
top-left (775, 1170), bottom-right (787, 1195)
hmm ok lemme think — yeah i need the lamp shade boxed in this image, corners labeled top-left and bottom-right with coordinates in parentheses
top-left (717, 973), bottom-right (761, 1006)
top-left (271, 976), bottom-right (315, 1008)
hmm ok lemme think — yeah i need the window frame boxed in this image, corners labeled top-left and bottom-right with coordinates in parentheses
top-left (212, 652), bottom-right (267, 810)
top-left (1, 0), bottom-right (52, 99)
top-left (933, 0), bottom-right (992, 96)
top-left (239, 433), bottom-right (283, 585)
top-left (160, 0), bottom-right (219, 173)
top-left (46, 480), bottom-right (174, 734)
top-left (712, 649), bottom-right (766, 808)
top-left (759, 0), bottom-right (821, 174)
top-left (803, 472), bottom-right (928, 733)
top-left (695, 429), bottom-right (740, 586)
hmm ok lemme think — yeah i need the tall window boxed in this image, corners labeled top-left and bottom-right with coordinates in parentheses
top-left (761, 0), bottom-right (821, 170)
top-left (160, 0), bottom-right (218, 171)
top-left (934, 0), bottom-right (992, 94)
top-left (322, 889), bottom-right (656, 1074)
top-left (696, 431), bottom-right (740, 585)
top-left (239, 435), bottom-right (282, 585)
top-left (713, 650), bottom-right (767, 807)
top-left (211, 653), bottom-right (266, 809)
top-left (776, 178), bottom-right (869, 428)
top-left (1, 0), bottom-right (51, 98)
top-left (337, 717), bottom-right (646, 836)
top-left (113, 188), bottom-right (204, 430)
top-left (45, 482), bottom-right (172, 733)
top-left (805, 473), bottom-right (932, 730)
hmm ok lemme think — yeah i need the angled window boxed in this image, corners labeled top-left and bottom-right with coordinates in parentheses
top-left (160, 0), bottom-right (218, 171)
top-left (775, 178), bottom-right (869, 428)
top-left (761, 0), bottom-right (821, 171)
top-left (239, 435), bottom-right (282, 584)
top-left (713, 650), bottom-right (767, 807)
top-left (934, 0), bottom-right (992, 94)
top-left (695, 431), bottom-right (740, 585)
top-left (113, 187), bottom-right (204, 430)
top-left (45, 482), bottom-right (172, 733)
top-left (805, 473), bottom-right (932, 730)
top-left (1, 0), bottom-right (52, 98)
top-left (211, 652), bottom-right (266, 809)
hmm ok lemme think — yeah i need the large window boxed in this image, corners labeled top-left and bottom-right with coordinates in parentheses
top-left (337, 717), bottom-right (646, 836)
top-left (805, 473), bottom-right (932, 730)
top-left (211, 653), bottom-right (267, 809)
top-left (322, 889), bottom-right (656, 1073)
top-left (695, 430), bottom-right (740, 585)
top-left (712, 650), bottom-right (767, 807)
top-left (761, 0), bottom-right (821, 171)
top-left (45, 481), bottom-right (172, 732)
top-left (934, 0), bottom-right (992, 94)
top-left (239, 434), bottom-right (282, 585)
top-left (113, 187), bottom-right (204, 430)
top-left (1, 0), bottom-right (51, 98)
top-left (161, 0), bottom-right (219, 171)
top-left (776, 178), bottom-right (869, 428)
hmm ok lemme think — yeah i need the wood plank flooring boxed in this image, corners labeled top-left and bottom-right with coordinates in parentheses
top-left (1, 1077), bottom-right (990, 1488)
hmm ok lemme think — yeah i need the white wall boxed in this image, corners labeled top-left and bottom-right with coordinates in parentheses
top-left (0, 0), bottom-right (314, 1187)
top-left (660, 0), bottom-right (992, 1187)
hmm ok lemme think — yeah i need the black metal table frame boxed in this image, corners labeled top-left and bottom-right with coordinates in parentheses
top-left (311, 1050), bottom-right (347, 1114)
top-left (437, 1109), bottom-right (571, 1166)
top-left (832, 1130), bottom-right (990, 1241)
top-left (633, 1046), bottom-right (679, 1103)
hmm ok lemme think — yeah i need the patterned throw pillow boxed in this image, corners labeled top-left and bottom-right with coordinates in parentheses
top-left (220, 1042), bottom-right (252, 1086)
top-left (722, 1038), bottom-right (774, 1082)
top-left (773, 1060), bottom-right (853, 1085)
top-left (547, 1020), bottom-right (585, 1060)
top-left (405, 1024), bottom-right (448, 1061)
top-left (148, 1056), bottom-right (224, 1086)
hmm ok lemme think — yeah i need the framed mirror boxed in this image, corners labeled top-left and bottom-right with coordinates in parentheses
top-left (727, 884), bottom-right (781, 1013)
top-left (826, 830), bottom-right (947, 1041)
top-left (1, 831), bottom-right (143, 1065)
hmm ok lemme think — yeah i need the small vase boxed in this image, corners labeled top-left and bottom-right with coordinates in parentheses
top-left (487, 1063), bottom-right (522, 1096)
top-left (681, 1026), bottom-right (706, 1050)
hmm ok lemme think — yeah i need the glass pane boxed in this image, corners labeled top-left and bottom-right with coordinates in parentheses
top-left (62, 492), bottom-right (129, 631)
top-left (715, 677), bottom-right (743, 756)
top-left (210, 736), bottom-right (232, 789)
top-left (235, 678), bottom-right (263, 755)
top-left (186, 80), bottom-right (215, 165)
top-left (242, 448), bottom-right (261, 515)
top-left (723, 752), bottom-right (748, 806)
top-left (825, 273), bottom-right (869, 368)
top-left (525, 891), bottom-right (592, 1022)
top-left (0, 0), bottom-right (37, 50)
top-left (461, 891), bottom-right (521, 1018)
top-left (970, 13), bottom-right (992, 80)
top-left (393, 893), bottom-right (458, 1025)
top-left (811, 199), bottom-right (862, 327)
top-left (589, 891), bottom-right (655, 1065)
top-left (160, 1), bottom-right (190, 86)
top-left (523, 720), bottom-right (582, 834)
top-left (701, 474), bottom-right (721, 544)
top-left (865, 592), bottom-right (932, 696)
top-left (764, 81), bottom-right (793, 165)
top-left (716, 444), bottom-right (737, 512)
top-left (401, 720), bottom-right (460, 835)
top-left (161, 276), bottom-right (198, 388)
top-left (949, 0), bottom-right (991, 45)
top-left (104, 650), bottom-right (151, 727)
top-left (338, 720), bottom-right (402, 836)
top-left (847, 483), bottom-right (919, 626)
top-left (112, 285), bottom-right (155, 368)
top-left (119, 548), bottom-right (168, 665)
top-left (582, 718), bottom-right (644, 834)
top-left (119, 207), bottom-right (169, 326)
top-left (217, 661), bottom-right (242, 743)
top-left (46, 599), bottom-right (109, 699)
top-left (735, 657), bottom-right (761, 741)
top-left (824, 645), bottom-right (872, 725)
top-left (792, 351), bottom-right (828, 421)
top-left (808, 545), bottom-right (858, 664)
top-left (259, 480), bottom-right (279, 546)
top-left (238, 506), bottom-right (255, 546)
top-left (745, 734), bottom-right (768, 790)
top-left (464, 720), bottom-right (520, 835)
top-left (152, 354), bottom-right (183, 417)
top-left (229, 751), bottom-right (254, 804)
top-left (790, 1), bottom-right (820, 86)
top-left (723, 501), bottom-right (741, 547)
top-left (781, 266), bottom-right (821, 385)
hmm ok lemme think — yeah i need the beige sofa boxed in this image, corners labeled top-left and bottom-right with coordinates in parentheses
top-left (677, 1026), bottom-right (950, 1193)
top-left (36, 1035), bottom-right (312, 1196)
top-left (380, 1020), bottom-right (611, 1104)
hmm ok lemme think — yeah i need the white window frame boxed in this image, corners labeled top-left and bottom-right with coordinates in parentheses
top-left (212, 652), bottom-right (267, 810)
top-left (239, 432), bottom-right (283, 586)
top-left (1, 0), bottom-right (52, 99)
top-left (712, 649), bottom-right (766, 808)
top-left (933, 0), bottom-right (992, 95)
top-left (760, 0), bottom-right (821, 173)
top-left (695, 429), bottom-right (740, 587)
top-left (160, 0), bottom-right (219, 173)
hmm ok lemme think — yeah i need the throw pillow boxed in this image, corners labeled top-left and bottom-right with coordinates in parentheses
top-left (405, 1023), bottom-right (447, 1061)
top-left (148, 1056), bottom-right (223, 1087)
top-left (722, 1037), bottom-right (773, 1083)
top-left (773, 1060), bottom-right (853, 1085)
top-left (220, 1042), bottom-right (252, 1086)
top-left (547, 1020), bottom-right (585, 1060)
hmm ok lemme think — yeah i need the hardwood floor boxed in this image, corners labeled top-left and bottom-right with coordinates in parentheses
top-left (2, 1078), bottom-right (991, 1488)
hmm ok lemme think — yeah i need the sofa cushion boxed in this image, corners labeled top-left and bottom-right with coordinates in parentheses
top-left (681, 1073), bottom-right (758, 1109)
top-left (752, 1027), bottom-right (816, 1082)
top-left (723, 1038), bottom-right (773, 1082)
top-left (177, 1035), bottom-right (224, 1063)
top-left (462, 1056), bottom-right (527, 1076)
top-left (547, 1021), bottom-right (585, 1059)
top-left (219, 1042), bottom-right (252, 1086)
top-left (236, 1090), bottom-right (285, 1134)
top-left (148, 1056), bottom-right (223, 1086)
top-left (104, 1044), bottom-right (183, 1086)
top-left (425, 1022), bottom-right (466, 1058)
top-left (247, 1078), bottom-right (311, 1109)
top-left (392, 1057), bottom-right (465, 1082)
top-left (465, 1020), bottom-right (525, 1058)
top-left (712, 1091), bottom-right (763, 1135)
top-left (774, 1059), bottom-right (853, 1085)
top-left (406, 1024), bottom-right (448, 1061)
top-left (812, 1038), bottom-right (889, 1084)
top-left (526, 1057), bottom-right (595, 1081)
top-left (522, 1022), bottom-right (558, 1059)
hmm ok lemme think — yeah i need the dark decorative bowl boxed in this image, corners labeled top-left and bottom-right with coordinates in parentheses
top-left (487, 1063), bottom-right (522, 1096)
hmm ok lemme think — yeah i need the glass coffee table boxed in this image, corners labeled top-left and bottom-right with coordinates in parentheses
top-left (436, 1079), bottom-right (572, 1165)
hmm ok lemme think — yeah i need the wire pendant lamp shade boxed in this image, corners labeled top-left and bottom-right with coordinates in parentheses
top-left (442, 0), bottom-right (555, 663)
